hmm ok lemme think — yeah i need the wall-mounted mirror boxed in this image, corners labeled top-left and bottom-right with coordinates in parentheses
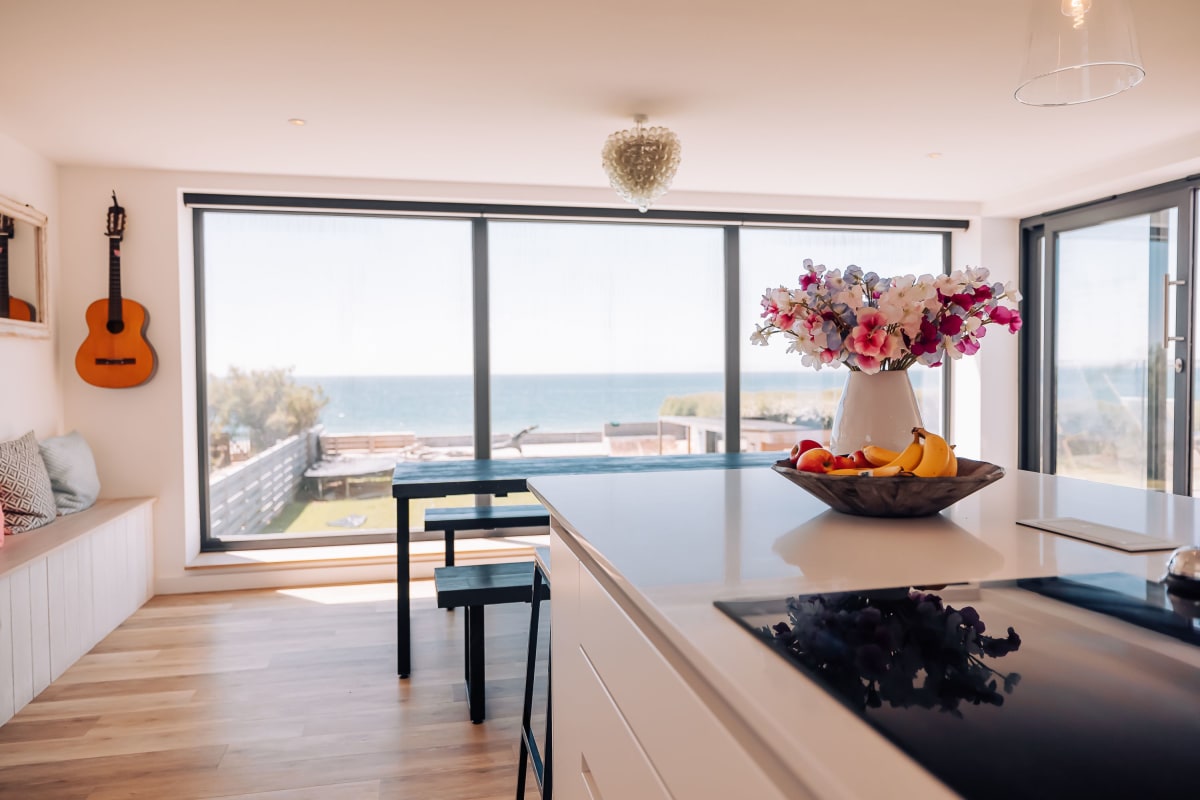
top-left (0, 194), bottom-right (48, 338)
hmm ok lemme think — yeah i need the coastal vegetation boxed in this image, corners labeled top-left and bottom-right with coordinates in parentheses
top-left (208, 366), bottom-right (327, 465)
top-left (660, 389), bottom-right (837, 428)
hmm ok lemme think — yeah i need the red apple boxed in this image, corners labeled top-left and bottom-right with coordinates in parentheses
top-left (788, 438), bottom-right (824, 464)
top-left (850, 450), bottom-right (872, 469)
top-left (796, 447), bottom-right (835, 473)
top-left (833, 455), bottom-right (856, 470)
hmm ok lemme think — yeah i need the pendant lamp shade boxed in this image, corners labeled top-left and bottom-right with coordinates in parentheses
top-left (1015, 0), bottom-right (1145, 107)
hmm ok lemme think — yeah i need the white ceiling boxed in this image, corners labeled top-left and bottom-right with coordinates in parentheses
top-left (4, 0), bottom-right (1199, 217)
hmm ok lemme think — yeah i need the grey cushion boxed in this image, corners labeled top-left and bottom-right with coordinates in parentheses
top-left (0, 431), bottom-right (57, 533)
top-left (38, 431), bottom-right (101, 515)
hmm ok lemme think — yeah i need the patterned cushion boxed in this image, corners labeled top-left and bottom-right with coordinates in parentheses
top-left (39, 431), bottom-right (101, 515)
top-left (0, 431), bottom-right (57, 533)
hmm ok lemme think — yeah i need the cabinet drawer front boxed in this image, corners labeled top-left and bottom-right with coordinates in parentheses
top-left (579, 567), bottom-right (796, 800)
top-left (574, 645), bottom-right (672, 800)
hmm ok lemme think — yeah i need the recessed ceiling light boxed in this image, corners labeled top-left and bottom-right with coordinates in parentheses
top-left (288, 118), bottom-right (306, 127)
top-left (926, 152), bottom-right (943, 159)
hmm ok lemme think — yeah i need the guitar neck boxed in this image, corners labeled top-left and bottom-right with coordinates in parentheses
top-left (107, 237), bottom-right (123, 323)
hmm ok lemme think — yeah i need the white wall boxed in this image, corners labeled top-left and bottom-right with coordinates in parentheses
top-left (56, 166), bottom-right (1010, 593)
top-left (0, 132), bottom-right (61, 442)
top-left (951, 219), bottom-right (1021, 470)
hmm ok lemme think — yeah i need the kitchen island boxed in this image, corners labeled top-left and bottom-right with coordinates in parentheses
top-left (527, 466), bottom-right (1200, 800)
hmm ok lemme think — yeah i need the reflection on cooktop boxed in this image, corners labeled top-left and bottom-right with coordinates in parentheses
top-left (716, 574), bottom-right (1200, 800)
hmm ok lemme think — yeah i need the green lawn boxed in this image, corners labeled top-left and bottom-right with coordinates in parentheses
top-left (261, 488), bottom-right (540, 534)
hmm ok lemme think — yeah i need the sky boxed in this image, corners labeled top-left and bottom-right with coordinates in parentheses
top-left (202, 211), bottom-right (950, 378)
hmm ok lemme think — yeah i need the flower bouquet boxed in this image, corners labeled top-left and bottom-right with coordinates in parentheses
top-left (750, 260), bottom-right (1022, 373)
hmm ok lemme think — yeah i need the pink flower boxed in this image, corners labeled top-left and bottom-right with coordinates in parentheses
top-left (800, 272), bottom-right (820, 291)
top-left (856, 309), bottom-right (888, 330)
top-left (938, 315), bottom-right (963, 336)
top-left (990, 306), bottom-right (1023, 333)
top-left (956, 337), bottom-right (981, 356)
top-left (775, 313), bottom-right (794, 331)
top-left (855, 355), bottom-right (883, 374)
top-left (950, 293), bottom-right (975, 310)
top-left (847, 309), bottom-right (897, 362)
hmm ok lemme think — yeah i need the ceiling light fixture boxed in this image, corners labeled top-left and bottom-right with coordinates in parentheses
top-left (1015, 0), bottom-right (1144, 106)
top-left (288, 118), bottom-right (307, 126)
top-left (601, 115), bottom-right (682, 213)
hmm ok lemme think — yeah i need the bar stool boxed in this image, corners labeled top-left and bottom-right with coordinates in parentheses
top-left (516, 549), bottom-right (551, 799)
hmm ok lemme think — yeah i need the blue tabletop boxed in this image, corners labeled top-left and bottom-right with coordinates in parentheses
top-left (391, 451), bottom-right (784, 498)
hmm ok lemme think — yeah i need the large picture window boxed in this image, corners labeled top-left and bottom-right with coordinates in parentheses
top-left (198, 212), bottom-right (474, 548)
top-left (489, 221), bottom-right (726, 457)
top-left (193, 200), bottom-right (958, 550)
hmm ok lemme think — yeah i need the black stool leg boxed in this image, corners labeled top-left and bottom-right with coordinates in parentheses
top-left (467, 604), bottom-right (485, 724)
top-left (444, 530), bottom-right (456, 610)
top-left (517, 566), bottom-right (551, 798)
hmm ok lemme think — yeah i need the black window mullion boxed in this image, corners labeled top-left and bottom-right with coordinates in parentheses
top-left (724, 226), bottom-right (741, 453)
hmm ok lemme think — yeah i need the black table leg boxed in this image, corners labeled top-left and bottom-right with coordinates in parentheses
top-left (397, 496), bottom-right (411, 678)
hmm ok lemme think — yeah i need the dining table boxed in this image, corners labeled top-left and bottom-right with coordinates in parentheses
top-left (391, 450), bottom-right (783, 677)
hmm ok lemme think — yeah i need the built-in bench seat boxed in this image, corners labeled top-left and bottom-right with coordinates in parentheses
top-left (0, 498), bottom-right (155, 726)
top-left (423, 504), bottom-right (549, 567)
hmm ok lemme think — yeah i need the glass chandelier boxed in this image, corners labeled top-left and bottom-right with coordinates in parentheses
top-left (601, 115), bottom-right (682, 212)
top-left (1015, 0), bottom-right (1145, 106)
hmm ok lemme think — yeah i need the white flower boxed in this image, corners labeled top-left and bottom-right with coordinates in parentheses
top-left (1002, 280), bottom-right (1023, 303)
top-left (941, 335), bottom-right (963, 359)
top-left (750, 327), bottom-right (769, 346)
top-left (965, 266), bottom-right (990, 285)
top-left (833, 288), bottom-right (864, 310)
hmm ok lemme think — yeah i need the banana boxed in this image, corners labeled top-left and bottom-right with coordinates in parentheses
top-left (862, 445), bottom-right (900, 467)
top-left (912, 428), bottom-right (950, 477)
top-left (882, 433), bottom-right (924, 472)
top-left (828, 464), bottom-right (903, 477)
top-left (940, 445), bottom-right (958, 477)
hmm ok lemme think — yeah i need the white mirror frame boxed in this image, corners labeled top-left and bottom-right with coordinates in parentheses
top-left (0, 193), bottom-right (49, 339)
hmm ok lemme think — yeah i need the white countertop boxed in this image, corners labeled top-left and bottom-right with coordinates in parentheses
top-left (529, 467), bottom-right (1199, 799)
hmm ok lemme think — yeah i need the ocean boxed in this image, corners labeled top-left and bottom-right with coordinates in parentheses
top-left (292, 363), bottom-right (1144, 439)
top-left (297, 372), bottom-right (855, 437)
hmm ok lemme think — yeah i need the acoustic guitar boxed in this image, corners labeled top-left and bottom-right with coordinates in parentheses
top-left (75, 192), bottom-right (157, 388)
top-left (0, 214), bottom-right (35, 321)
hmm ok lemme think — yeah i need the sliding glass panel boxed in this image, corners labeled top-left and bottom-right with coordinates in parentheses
top-left (739, 229), bottom-right (947, 454)
top-left (201, 212), bottom-right (473, 546)
top-left (489, 221), bottom-right (725, 457)
top-left (1054, 210), bottom-right (1177, 490)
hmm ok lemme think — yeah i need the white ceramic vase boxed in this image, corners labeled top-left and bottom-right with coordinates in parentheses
top-left (828, 369), bottom-right (923, 455)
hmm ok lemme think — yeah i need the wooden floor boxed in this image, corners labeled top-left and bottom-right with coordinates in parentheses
top-left (0, 581), bottom-right (548, 799)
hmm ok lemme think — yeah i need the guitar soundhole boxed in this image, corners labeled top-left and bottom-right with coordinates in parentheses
top-left (95, 358), bottom-right (136, 365)
top-left (106, 319), bottom-right (125, 334)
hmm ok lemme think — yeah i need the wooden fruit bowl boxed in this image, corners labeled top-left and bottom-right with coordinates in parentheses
top-left (771, 457), bottom-right (1005, 517)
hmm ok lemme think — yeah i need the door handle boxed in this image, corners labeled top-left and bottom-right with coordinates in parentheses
top-left (1164, 274), bottom-right (1185, 349)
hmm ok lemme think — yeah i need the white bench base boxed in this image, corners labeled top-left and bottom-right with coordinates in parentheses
top-left (0, 497), bottom-right (155, 726)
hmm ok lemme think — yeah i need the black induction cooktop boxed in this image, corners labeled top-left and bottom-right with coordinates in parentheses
top-left (715, 573), bottom-right (1200, 800)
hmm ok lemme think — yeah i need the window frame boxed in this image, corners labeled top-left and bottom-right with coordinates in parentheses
top-left (1019, 176), bottom-right (1199, 494)
top-left (189, 196), bottom-right (963, 551)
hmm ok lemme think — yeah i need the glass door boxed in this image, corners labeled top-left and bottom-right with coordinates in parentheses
top-left (1045, 192), bottom-right (1193, 494)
